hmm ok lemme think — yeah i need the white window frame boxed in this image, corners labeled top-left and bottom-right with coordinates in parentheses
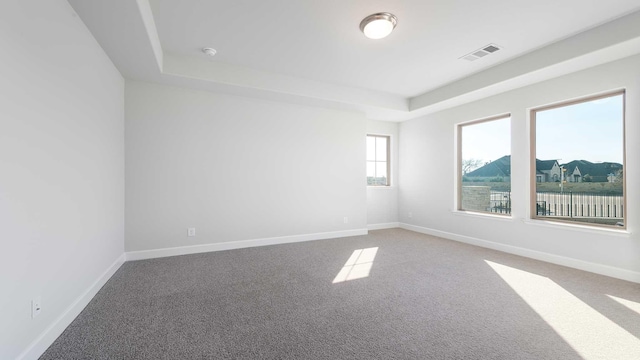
top-left (366, 134), bottom-right (390, 186)
top-left (457, 114), bottom-right (511, 215)
top-left (529, 90), bottom-right (626, 229)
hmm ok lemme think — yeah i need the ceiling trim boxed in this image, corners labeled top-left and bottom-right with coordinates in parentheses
top-left (136, 0), bottom-right (163, 71)
top-left (70, 1), bottom-right (640, 121)
top-left (409, 10), bottom-right (640, 115)
top-left (162, 54), bottom-right (409, 112)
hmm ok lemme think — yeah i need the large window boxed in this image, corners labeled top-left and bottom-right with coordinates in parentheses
top-left (458, 115), bottom-right (511, 214)
top-left (367, 135), bottom-right (390, 186)
top-left (531, 91), bottom-right (625, 228)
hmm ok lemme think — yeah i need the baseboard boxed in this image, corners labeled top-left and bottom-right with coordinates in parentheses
top-left (399, 223), bottom-right (640, 284)
top-left (18, 253), bottom-right (126, 360)
top-left (126, 228), bottom-right (369, 261)
top-left (367, 222), bottom-right (400, 230)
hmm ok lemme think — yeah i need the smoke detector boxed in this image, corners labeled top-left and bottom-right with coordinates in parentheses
top-left (460, 44), bottom-right (501, 61)
top-left (202, 48), bottom-right (217, 57)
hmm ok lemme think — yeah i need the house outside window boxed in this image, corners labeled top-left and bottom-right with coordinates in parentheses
top-left (367, 135), bottom-right (390, 186)
top-left (531, 91), bottom-right (625, 228)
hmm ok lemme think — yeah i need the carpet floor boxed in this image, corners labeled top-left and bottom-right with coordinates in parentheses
top-left (41, 229), bottom-right (640, 359)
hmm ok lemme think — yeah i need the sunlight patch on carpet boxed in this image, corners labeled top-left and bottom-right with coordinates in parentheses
top-left (486, 260), bottom-right (640, 360)
top-left (333, 247), bottom-right (378, 283)
top-left (607, 294), bottom-right (640, 316)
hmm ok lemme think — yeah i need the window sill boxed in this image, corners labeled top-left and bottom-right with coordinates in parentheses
top-left (451, 210), bottom-right (513, 221)
top-left (367, 186), bottom-right (396, 189)
top-left (522, 218), bottom-right (631, 237)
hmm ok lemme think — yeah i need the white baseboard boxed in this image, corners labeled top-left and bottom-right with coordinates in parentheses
top-left (399, 223), bottom-right (640, 284)
top-left (367, 222), bottom-right (400, 230)
top-left (126, 228), bottom-right (369, 261)
top-left (18, 253), bottom-right (126, 360)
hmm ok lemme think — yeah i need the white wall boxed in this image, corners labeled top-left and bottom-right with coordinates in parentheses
top-left (125, 81), bottom-right (367, 252)
top-left (0, 1), bottom-right (125, 359)
top-left (366, 120), bottom-right (399, 228)
top-left (399, 54), bottom-right (640, 280)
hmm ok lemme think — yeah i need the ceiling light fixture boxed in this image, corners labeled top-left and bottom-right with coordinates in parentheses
top-left (202, 47), bottom-right (217, 57)
top-left (359, 12), bottom-right (397, 40)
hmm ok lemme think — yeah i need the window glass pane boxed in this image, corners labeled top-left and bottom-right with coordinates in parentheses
top-left (366, 136), bottom-right (376, 161)
top-left (534, 93), bottom-right (624, 227)
top-left (376, 137), bottom-right (387, 161)
top-left (376, 162), bottom-right (388, 185)
top-left (366, 135), bottom-right (390, 186)
top-left (366, 161), bottom-right (376, 177)
top-left (460, 117), bottom-right (511, 214)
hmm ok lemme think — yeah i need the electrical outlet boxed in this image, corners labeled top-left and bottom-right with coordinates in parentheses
top-left (32, 298), bottom-right (41, 318)
top-left (343, 217), bottom-right (348, 224)
top-left (187, 228), bottom-right (196, 237)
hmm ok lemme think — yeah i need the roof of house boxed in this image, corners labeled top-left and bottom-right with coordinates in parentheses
top-left (466, 155), bottom-right (511, 177)
top-left (536, 159), bottom-right (558, 171)
top-left (466, 157), bottom-right (623, 180)
top-left (562, 160), bottom-right (622, 177)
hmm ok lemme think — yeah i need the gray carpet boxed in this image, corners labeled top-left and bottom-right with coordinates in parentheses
top-left (41, 229), bottom-right (640, 359)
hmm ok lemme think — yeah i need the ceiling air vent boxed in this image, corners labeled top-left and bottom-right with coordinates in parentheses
top-left (460, 44), bottom-right (502, 61)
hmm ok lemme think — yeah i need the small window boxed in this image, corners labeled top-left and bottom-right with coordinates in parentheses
top-left (458, 115), bottom-right (511, 214)
top-left (531, 91), bottom-right (625, 228)
top-left (366, 135), bottom-right (390, 186)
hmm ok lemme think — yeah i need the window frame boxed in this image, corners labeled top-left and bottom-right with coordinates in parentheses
top-left (366, 134), bottom-right (391, 187)
top-left (529, 90), bottom-right (626, 229)
top-left (456, 114), bottom-right (511, 215)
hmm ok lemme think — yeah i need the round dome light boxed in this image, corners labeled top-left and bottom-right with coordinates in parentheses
top-left (360, 13), bottom-right (397, 40)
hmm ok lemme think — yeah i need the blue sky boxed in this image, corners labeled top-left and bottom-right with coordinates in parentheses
top-left (461, 117), bottom-right (510, 165)
top-left (462, 94), bottom-right (624, 165)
